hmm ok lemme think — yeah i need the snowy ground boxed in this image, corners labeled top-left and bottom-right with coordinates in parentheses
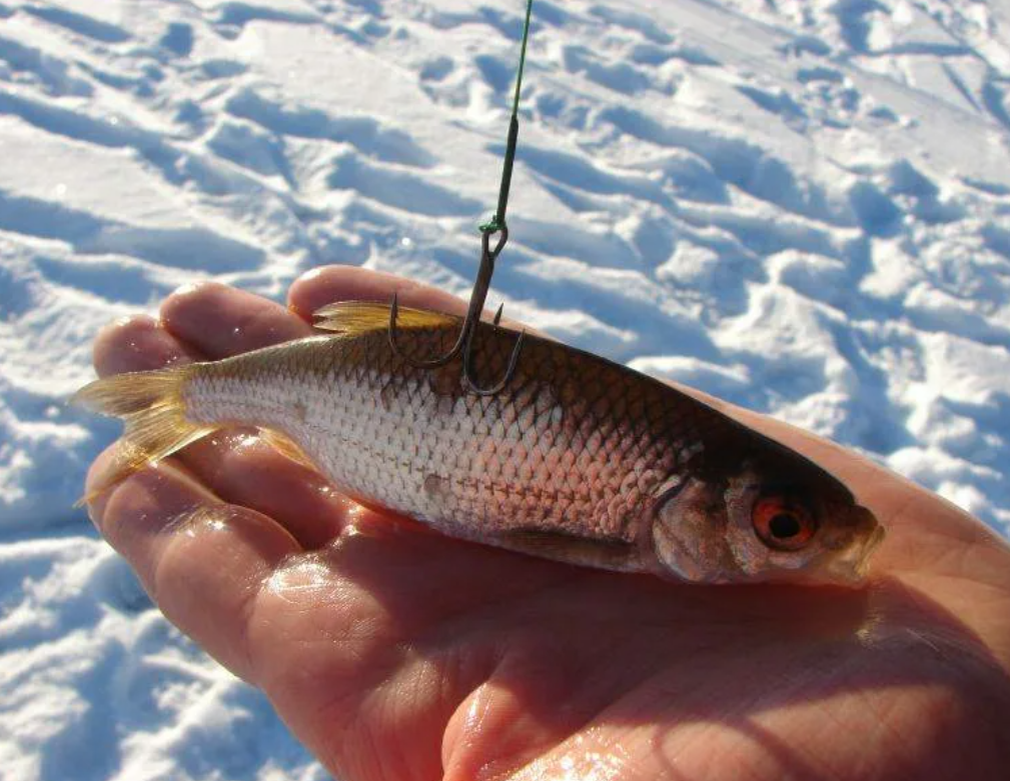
top-left (1, 0), bottom-right (1008, 777)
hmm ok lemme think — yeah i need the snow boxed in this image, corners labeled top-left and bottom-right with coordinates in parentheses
top-left (0, 0), bottom-right (1008, 776)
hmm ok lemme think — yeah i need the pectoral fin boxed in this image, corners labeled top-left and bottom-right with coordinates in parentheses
top-left (496, 528), bottom-right (643, 573)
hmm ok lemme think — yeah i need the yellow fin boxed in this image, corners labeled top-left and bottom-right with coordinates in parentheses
top-left (258, 428), bottom-right (318, 471)
top-left (71, 366), bottom-right (215, 506)
top-left (312, 301), bottom-right (458, 335)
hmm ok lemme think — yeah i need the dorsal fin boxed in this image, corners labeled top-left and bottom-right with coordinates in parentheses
top-left (312, 301), bottom-right (459, 335)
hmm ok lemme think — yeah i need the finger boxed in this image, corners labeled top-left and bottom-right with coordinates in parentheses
top-left (288, 264), bottom-right (540, 335)
top-left (91, 310), bottom-right (358, 546)
top-left (87, 445), bottom-right (299, 681)
top-left (93, 315), bottom-right (188, 377)
top-left (288, 265), bottom-right (470, 322)
top-left (178, 431), bottom-right (362, 547)
top-left (161, 281), bottom-right (313, 359)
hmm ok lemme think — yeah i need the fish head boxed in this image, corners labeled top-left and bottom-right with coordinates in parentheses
top-left (651, 450), bottom-right (884, 586)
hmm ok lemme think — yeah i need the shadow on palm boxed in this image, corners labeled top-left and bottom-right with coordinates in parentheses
top-left (256, 510), bottom-right (1005, 779)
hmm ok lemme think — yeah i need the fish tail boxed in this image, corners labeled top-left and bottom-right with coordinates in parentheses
top-left (71, 366), bottom-right (215, 506)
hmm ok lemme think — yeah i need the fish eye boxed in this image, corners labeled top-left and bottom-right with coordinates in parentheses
top-left (752, 495), bottom-right (817, 551)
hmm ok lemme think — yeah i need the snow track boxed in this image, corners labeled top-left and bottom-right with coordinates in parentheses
top-left (0, 0), bottom-right (1008, 777)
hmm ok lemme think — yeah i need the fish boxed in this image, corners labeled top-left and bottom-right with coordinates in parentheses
top-left (73, 302), bottom-right (884, 585)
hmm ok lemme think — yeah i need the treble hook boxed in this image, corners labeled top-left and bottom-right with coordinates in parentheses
top-left (388, 224), bottom-right (526, 395)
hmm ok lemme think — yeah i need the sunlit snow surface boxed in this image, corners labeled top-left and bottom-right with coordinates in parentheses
top-left (1, 0), bottom-right (1009, 777)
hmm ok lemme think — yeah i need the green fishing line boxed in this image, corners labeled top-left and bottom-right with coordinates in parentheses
top-left (479, 0), bottom-right (534, 235)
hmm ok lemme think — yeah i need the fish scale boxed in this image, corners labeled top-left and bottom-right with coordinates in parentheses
top-left (186, 325), bottom-right (686, 550)
top-left (74, 304), bottom-right (883, 583)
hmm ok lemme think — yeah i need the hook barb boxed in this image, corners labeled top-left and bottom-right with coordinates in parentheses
top-left (388, 291), bottom-right (467, 369)
top-left (462, 328), bottom-right (525, 396)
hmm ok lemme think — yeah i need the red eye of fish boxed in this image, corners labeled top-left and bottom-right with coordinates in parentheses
top-left (752, 496), bottom-right (817, 551)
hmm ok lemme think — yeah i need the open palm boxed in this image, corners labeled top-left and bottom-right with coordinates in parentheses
top-left (85, 266), bottom-right (1010, 780)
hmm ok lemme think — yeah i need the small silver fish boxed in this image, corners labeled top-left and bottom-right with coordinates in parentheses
top-left (74, 302), bottom-right (884, 585)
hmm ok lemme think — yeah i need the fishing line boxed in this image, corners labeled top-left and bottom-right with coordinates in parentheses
top-left (479, 0), bottom-right (534, 237)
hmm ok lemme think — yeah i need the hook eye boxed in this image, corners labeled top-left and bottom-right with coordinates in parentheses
top-left (482, 224), bottom-right (509, 258)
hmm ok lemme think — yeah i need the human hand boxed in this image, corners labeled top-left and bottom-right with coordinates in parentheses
top-left (85, 266), bottom-right (1010, 780)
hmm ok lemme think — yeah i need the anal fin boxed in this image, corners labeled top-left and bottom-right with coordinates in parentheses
top-left (258, 428), bottom-right (318, 471)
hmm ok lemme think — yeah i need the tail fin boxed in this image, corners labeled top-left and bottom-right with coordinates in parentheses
top-left (72, 366), bottom-right (216, 506)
